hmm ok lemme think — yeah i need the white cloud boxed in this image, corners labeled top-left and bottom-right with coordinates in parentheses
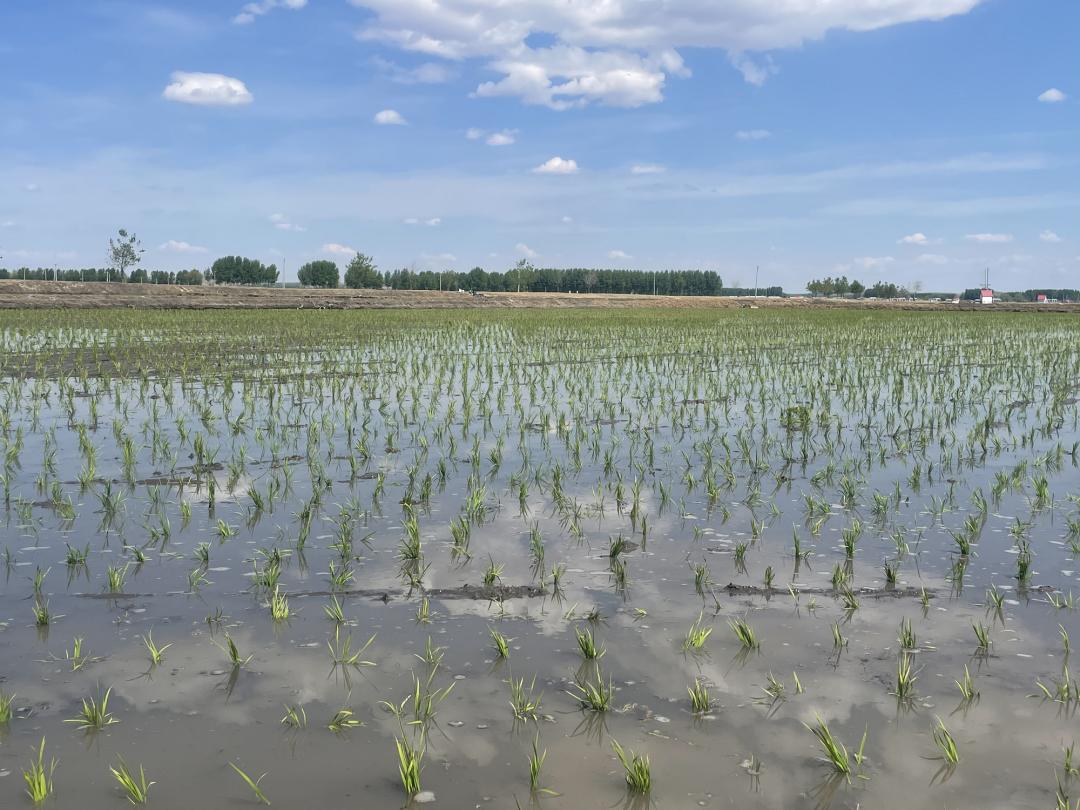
top-left (486, 130), bottom-right (517, 146)
top-left (735, 129), bottom-right (772, 141)
top-left (1038, 88), bottom-right (1067, 103)
top-left (404, 217), bottom-right (441, 226)
top-left (24, 183), bottom-right (40, 192)
top-left (966, 232), bottom-right (1013, 243)
top-left (516, 243), bottom-right (538, 258)
top-left (465, 128), bottom-right (485, 140)
top-left (916, 253), bottom-right (949, 265)
top-left (1040, 229), bottom-right (1062, 243)
top-left (371, 57), bottom-right (454, 84)
top-left (233, 0), bottom-right (307, 25)
top-left (729, 52), bottom-right (778, 86)
top-left (898, 232), bottom-right (928, 245)
top-left (374, 109), bottom-right (408, 125)
top-left (323, 243), bottom-right (357, 256)
top-left (533, 156), bottom-right (579, 175)
top-left (349, 0), bottom-right (981, 104)
top-left (269, 213), bottom-right (306, 232)
top-left (561, 215), bottom-right (574, 223)
top-left (163, 72), bottom-right (253, 106)
top-left (853, 256), bottom-right (895, 269)
top-left (631, 163), bottom-right (665, 174)
top-left (158, 239), bottom-right (207, 254)
top-left (608, 249), bottom-right (632, 260)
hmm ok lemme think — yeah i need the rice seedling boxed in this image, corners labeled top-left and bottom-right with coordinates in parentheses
top-left (955, 665), bottom-right (979, 703)
top-left (832, 622), bottom-right (847, 649)
top-left (415, 597), bottom-right (432, 624)
top-left (688, 678), bottom-right (713, 713)
top-left (893, 652), bottom-right (919, 702)
top-left (32, 598), bottom-right (52, 627)
top-left (567, 665), bottom-right (614, 712)
top-left (23, 737), bottom-right (57, 804)
top-left (804, 715), bottom-right (861, 777)
top-left (527, 733), bottom-right (557, 795)
top-left (931, 716), bottom-right (960, 764)
top-left (393, 733), bottom-right (424, 797)
top-left (730, 616), bottom-right (760, 650)
top-left (610, 739), bottom-right (651, 794)
top-left (508, 674), bottom-right (543, 722)
top-left (281, 704), bottom-right (307, 729)
top-left (268, 585), bottom-right (290, 621)
top-left (490, 628), bottom-right (511, 659)
top-left (65, 686), bottom-right (119, 730)
top-left (323, 595), bottom-right (346, 623)
top-left (105, 563), bottom-right (129, 593)
top-left (327, 708), bottom-right (363, 732)
top-left (219, 633), bottom-right (253, 669)
top-left (229, 762), bottom-right (271, 806)
top-left (757, 672), bottom-right (786, 705)
top-left (482, 555), bottom-right (504, 586)
top-left (0, 690), bottom-right (15, 724)
top-left (973, 621), bottom-right (991, 652)
top-left (575, 626), bottom-right (605, 660)
top-left (898, 617), bottom-right (917, 649)
top-left (110, 757), bottom-right (155, 804)
top-left (683, 612), bottom-right (713, 652)
top-left (327, 625), bottom-right (376, 667)
top-left (414, 636), bottom-right (446, 668)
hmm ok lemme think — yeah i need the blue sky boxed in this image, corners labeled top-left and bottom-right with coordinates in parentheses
top-left (1, 0), bottom-right (1077, 290)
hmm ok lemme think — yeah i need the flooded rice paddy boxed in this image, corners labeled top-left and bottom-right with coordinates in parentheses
top-left (1, 307), bottom-right (1080, 809)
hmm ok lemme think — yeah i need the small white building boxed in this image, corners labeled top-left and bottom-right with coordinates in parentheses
top-left (980, 288), bottom-right (994, 305)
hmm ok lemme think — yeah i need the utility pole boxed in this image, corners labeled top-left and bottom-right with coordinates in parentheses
top-left (653, 271), bottom-right (657, 296)
top-left (755, 265), bottom-right (760, 297)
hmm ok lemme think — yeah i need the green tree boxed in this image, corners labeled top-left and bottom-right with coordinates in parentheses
top-left (208, 256), bottom-right (278, 285)
top-left (297, 260), bottom-right (339, 288)
top-left (343, 253), bottom-right (381, 289)
top-left (108, 229), bottom-right (144, 282)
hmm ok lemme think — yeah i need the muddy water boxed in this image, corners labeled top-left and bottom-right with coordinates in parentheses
top-left (1, 309), bottom-right (1079, 809)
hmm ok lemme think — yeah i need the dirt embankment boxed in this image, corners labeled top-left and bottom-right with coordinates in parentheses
top-left (0, 279), bottom-right (1075, 313)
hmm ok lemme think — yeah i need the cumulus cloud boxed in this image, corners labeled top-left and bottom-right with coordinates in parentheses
top-left (966, 232), bottom-right (1013, 243)
top-left (735, 129), bottom-right (772, 141)
top-left (269, 213), bottom-right (306, 232)
top-left (486, 130), bottom-right (517, 146)
top-left (234, 0), bottom-right (306, 25)
top-left (631, 163), bottom-right (665, 174)
top-left (533, 156), bottom-right (579, 175)
top-left (516, 243), bottom-right (538, 258)
top-left (374, 109), bottom-right (408, 125)
top-left (1040, 229), bottom-right (1062, 243)
top-left (163, 72), bottom-right (253, 106)
top-left (158, 239), bottom-right (207, 254)
top-left (323, 243), bottom-right (358, 256)
top-left (898, 232), bottom-right (929, 245)
top-left (465, 128), bottom-right (485, 140)
top-left (1038, 88), bottom-right (1066, 103)
top-left (348, 0), bottom-right (983, 104)
top-left (608, 249), bottom-right (632, 260)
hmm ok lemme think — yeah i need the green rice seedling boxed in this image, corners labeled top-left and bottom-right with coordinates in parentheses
top-left (527, 733), bottom-right (556, 795)
top-left (268, 586), bottom-right (290, 621)
top-left (64, 636), bottom-right (92, 671)
top-left (66, 686), bottom-right (119, 730)
top-left (893, 652), bottom-right (918, 702)
top-left (482, 555), bottom-right (504, 586)
top-left (841, 521), bottom-right (862, 557)
top-left (567, 665), bottom-right (614, 712)
top-left (0, 690), bottom-right (15, 724)
top-left (508, 674), bottom-right (543, 722)
top-left (323, 595), bottom-right (346, 623)
top-left (763, 565), bottom-right (774, 589)
top-left (931, 716), bottom-right (959, 764)
top-left (216, 519), bottom-right (236, 539)
top-left (414, 636), bottom-right (446, 668)
top-left (490, 628), bottom-right (511, 659)
top-left (328, 708), bottom-right (363, 732)
top-left (193, 542), bottom-right (210, 566)
top-left (187, 567), bottom-right (210, 591)
top-left (832, 622), bottom-right (847, 649)
top-left (692, 561), bottom-right (710, 593)
top-left (1065, 743), bottom-right (1079, 777)
top-left (955, 665), bottom-right (978, 702)
top-left (757, 672), bottom-right (786, 705)
top-left (1033, 666), bottom-right (1080, 705)
top-left (110, 757), bottom-right (154, 805)
top-left (793, 671), bottom-right (804, 694)
top-left (972, 622), bottom-right (991, 652)
top-left (839, 588), bottom-right (860, 613)
top-left (683, 613), bottom-right (713, 652)
top-left (611, 739), bottom-right (651, 794)
top-left (688, 678), bottom-right (713, 713)
top-left (730, 617), bottom-right (760, 650)
top-left (898, 618), bottom-right (917, 649)
top-left (805, 715), bottom-right (851, 776)
top-left (608, 534), bottom-right (628, 558)
top-left (327, 626), bottom-right (376, 667)
top-left (1063, 624), bottom-right (1072, 658)
top-left (575, 626), bottom-right (605, 660)
top-left (33, 566), bottom-right (50, 596)
top-left (105, 563), bottom-right (129, 593)
top-left (280, 704), bottom-right (307, 729)
top-left (831, 563), bottom-right (850, 590)
top-left (219, 633), bottom-right (253, 668)
top-left (884, 559), bottom-right (899, 585)
top-left (733, 542), bottom-right (748, 569)
top-left (393, 733), bottom-right (424, 797)
top-left (229, 762), bottom-right (271, 806)
top-left (23, 737), bottom-right (57, 804)
top-left (327, 560), bottom-right (354, 591)
top-left (415, 597), bottom-right (431, 624)
top-left (65, 543), bottom-right (89, 567)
